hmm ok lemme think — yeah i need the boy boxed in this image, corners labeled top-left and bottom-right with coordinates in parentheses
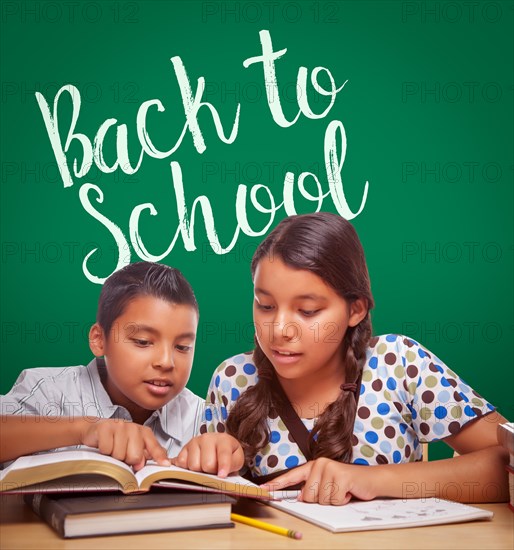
top-left (1, 262), bottom-right (242, 476)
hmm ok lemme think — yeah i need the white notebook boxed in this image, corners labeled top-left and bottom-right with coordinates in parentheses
top-left (268, 497), bottom-right (493, 532)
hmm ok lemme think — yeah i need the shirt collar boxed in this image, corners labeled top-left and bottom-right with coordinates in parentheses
top-left (85, 358), bottom-right (182, 443)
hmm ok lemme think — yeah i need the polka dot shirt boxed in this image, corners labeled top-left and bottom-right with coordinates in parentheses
top-left (201, 335), bottom-right (495, 477)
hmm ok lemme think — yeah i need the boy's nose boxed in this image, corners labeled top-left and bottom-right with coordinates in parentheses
top-left (153, 346), bottom-right (174, 369)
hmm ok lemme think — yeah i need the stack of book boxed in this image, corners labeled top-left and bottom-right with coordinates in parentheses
top-left (498, 422), bottom-right (514, 512)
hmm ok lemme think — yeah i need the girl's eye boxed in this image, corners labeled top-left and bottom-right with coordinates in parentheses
top-left (300, 309), bottom-right (320, 317)
top-left (255, 303), bottom-right (273, 311)
top-left (176, 345), bottom-right (193, 352)
top-left (132, 338), bottom-right (151, 347)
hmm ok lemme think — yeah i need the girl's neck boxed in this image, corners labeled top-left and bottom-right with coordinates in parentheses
top-left (277, 370), bottom-right (345, 419)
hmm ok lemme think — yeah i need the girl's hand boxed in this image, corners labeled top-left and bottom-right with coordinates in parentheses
top-left (261, 458), bottom-right (380, 505)
top-left (80, 418), bottom-right (170, 472)
top-left (171, 433), bottom-right (244, 478)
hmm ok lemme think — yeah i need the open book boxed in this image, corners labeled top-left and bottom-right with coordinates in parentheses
top-left (268, 496), bottom-right (493, 532)
top-left (0, 448), bottom-right (270, 499)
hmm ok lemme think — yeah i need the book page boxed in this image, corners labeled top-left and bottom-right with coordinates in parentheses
top-left (268, 498), bottom-right (493, 532)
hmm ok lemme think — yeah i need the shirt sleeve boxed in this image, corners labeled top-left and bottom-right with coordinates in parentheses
top-left (399, 337), bottom-right (495, 442)
top-left (0, 369), bottom-right (65, 416)
top-left (199, 359), bottom-right (231, 435)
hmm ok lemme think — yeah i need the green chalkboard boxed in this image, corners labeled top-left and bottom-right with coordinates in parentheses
top-left (1, 1), bottom-right (513, 461)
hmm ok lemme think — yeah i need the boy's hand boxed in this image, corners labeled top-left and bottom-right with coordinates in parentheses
top-left (171, 433), bottom-right (244, 478)
top-left (80, 418), bottom-right (170, 472)
top-left (261, 458), bottom-right (379, 505)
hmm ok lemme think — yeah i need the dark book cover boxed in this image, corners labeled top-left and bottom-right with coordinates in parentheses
top-left (24, 491), bottom-right (235, 538)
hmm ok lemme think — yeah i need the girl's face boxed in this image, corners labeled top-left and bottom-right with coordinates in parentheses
top-left (253, 256), bottom-right (366, 386)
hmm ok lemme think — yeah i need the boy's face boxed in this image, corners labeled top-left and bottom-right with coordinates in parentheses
top-left (89, 295), bottom-right (198, 424)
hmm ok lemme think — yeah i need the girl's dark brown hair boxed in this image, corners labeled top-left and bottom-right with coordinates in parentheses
top-left (226, 212), bottom-right (374, 466)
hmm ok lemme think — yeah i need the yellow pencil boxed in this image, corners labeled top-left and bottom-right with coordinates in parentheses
top-left (231, 513), bottom-right (303, 540)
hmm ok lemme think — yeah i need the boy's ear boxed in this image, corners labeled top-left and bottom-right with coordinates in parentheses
top-left (348, 298), bottom-right (368, 327)
top-left (89, 323), bottom-right (106, 356)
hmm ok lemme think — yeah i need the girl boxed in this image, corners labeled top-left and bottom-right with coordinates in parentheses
top-left (177, 213), bottom-right (509, 505)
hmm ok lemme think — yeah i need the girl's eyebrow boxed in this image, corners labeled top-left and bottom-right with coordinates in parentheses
top-left (254, 287), bottom-right (328, 302)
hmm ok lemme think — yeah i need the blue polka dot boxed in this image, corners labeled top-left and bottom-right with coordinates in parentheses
top-left (353, 419), bottom-right (364, 433)
top-left (231, 388), bottom-right (240, 400)
top-left (369, 357), bottom-right (378, 369)
top-left (386, 377), bottom-right (397, 390)
top-left (221, 380), bottom-right (231, 392)
top-left (413, 439), bottom-right (419, 449)
top-left (205, 408), bottom-right (213, 421)
top-left (260, 466), bottom-right (268, 475)
top-left (459, 392), bottom-right (469, 403)
top-left (285, 456), bottom-right (299, 468)
top-left (438, 390), bottom-right (450, 403)
top-left (487, 403), bottom-right (495, 411)
top-left (233, 355), bottom-right (245, 364)
top-left (354, 458), bottom-right (369, 465)
top-left (418, 348), bottom-right (427, 358)
top-left (434, 363), bottom-right (444, 373)
top-left (440, 377), bottom-right (451, 387)
top-left (255, 455), bottom-right (262, 466)
top-left (433, 423), bottom-right (445, 436)
top-left (360, 384), bottom-right (366, 395)
top-left (243, 363), bottom-right (256, 375)
top-left (365, 393), bottom-right (377, 405)
top-left (434, 406), bottom-right (447, 419)
top-left (378, 366), bottom-right (388, 379)
top-left (386, 334), bottom-right (397, 342)
top-left (379, 441), bottom-right (392, 453)
top-left (365, 431), bottom-right (379, 444)
top-left (399, 423), bottom-right (407, 434)
top-left (377, 403), bottom-right (390, 415)
top-left (464, 405), bottom-right (476, 417)
top-left (215, 375), bottom-right (220, 388)
top-left (278, 444), bottom-right (290, 456)
top-left (270, 431), bottom-right (281, 443)
top-left (407, 404), bottom-right (417, 419)
top-left (393, 451), bottom-right (401, 463)
top-left (221, 407), bottom-right (227, 420)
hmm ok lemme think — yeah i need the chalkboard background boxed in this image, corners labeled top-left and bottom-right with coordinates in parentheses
top-left (1, 1), bottom-right (512, 459)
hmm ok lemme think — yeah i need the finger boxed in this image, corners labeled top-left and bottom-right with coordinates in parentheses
top-left (184, 440), bottom-right (202, 471)
top-left (260, 462), bottom-right (311, 491)
top-left (212, 444), bottom-right (233, 478)
top-left (170, 448), bottom-right (189, 469)
top-left (142, 430), bottom-right (170, 467)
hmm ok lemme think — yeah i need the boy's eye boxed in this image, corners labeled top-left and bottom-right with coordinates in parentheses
top-left (131, 338), bottom-right (151, 347)
top-left (176, 344), bottom-right (193, 352)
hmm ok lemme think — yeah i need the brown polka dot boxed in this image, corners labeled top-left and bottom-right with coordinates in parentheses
top-left (216, 423), bottom-right (225, 433)
top-left (393, 402), bottom-right (403, 413)
top-left (376, 455), bottom-right (388, 464)
top-left (405, 445), bottom-right (411, 458)
top-left (428, 362), bottom-right (438, 372)
top-left (372, 380), bottom-right (383, 391)
top-left (351, 434), bottom-right (358, 446)
top-left (384, 426), bottom-right (396, 438)
top-left (267, 455), bottom-right (278, 468)
top-left (210, 391), bottom-right (216, 404)
top-left (225, 365), bottom-right (236, 376)
top-left (403, 338), bottom-right (415, 347)
top-left (199, 424), bottom-right (207, 434)
top-left (288, 433), bottom-right (296, 443)
top-left (447, 378), bottom-right (458, 388)
top-left (453, 391), bottom-right (463, 402)
top-left (406, 365), bottom-right (418, 378)
top-left (222, 395), bottom-right (228, 407)
top-left (449, 421), bottom-right (461, 435)
top-left (472, 407), bottom-right (483, 417)
top-left (384, 352), bottom-right (397, 365)
top-left (369, 337), bottom-right (379, 347)
top-left (422, 390), bottom-right (435, 403)
top-left (269, 408), bottom-right (279, 420)
top-left (358, 406), bottom-right (371, 419)
top-left (420, 423), bottom-right (430, 436)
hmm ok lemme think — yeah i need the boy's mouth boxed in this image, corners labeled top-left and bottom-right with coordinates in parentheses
top-left (145, 379), bottom-right (172, 387)
top-left (144, 379), bottom-right (173, 396)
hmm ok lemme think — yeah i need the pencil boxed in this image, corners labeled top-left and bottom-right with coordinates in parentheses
top-left (231, 513), bottom-right (303, 539)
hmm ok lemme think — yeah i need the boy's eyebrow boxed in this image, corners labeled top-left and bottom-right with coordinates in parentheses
top-left (127, 324), bottom-right (196, 339)
top-left (254, 288), bottom-right (328, 301)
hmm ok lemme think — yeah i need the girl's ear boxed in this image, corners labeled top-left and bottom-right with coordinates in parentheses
top-left (89, 323), bottom-right (106, 356)
top-left (348, 298), bottom-right (368, 327)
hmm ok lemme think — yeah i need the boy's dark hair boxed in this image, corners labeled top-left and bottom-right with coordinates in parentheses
top-left (226, 212), bottom-right (375, 466)
top-left (97, 262), bottom-right (198, 336)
